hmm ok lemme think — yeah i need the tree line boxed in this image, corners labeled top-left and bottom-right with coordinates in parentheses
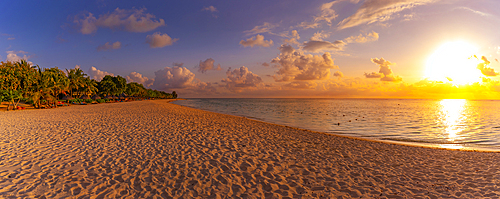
top-left (0, 60), bottom-right (177, 110)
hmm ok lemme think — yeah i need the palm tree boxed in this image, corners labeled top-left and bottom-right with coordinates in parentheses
top-left (29, 66), bottom-right (56, 109)
top-left (0, 60), bottom-right (37, 110)
top-left (44, 67), bottom-right (69, 99)
top-left (66, 68), bottom-right (85, 98)
top-left (81, 77), bottom-right (98, 97)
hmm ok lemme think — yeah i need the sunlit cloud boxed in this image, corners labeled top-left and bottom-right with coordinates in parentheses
top-left (310, 31), bottom-right (330, 41)
top-left (455, 7), bottom-right (491, 17)
top-left (7, 37), bottom-right (15, 40)
top-left (364, 58), bottom-right (402, 82)
top-left (302, 40), bottom-right (346, 53)
top-left (221, 66), bottom-right (263, 92)
top-left (97, 41), bottom-right (121, 51)
top-left (146, 32), bottom-right (178, 48)
top-left (282, 30), bottom-right (300, 45)
top-left (152, 64), bottom-right (216, 94)
top-left (88, 66), bottom-right (114, 81)
top-left (338, 0), bottom-right (434, 30)
top-left (333, 71), bottom-right (344, 78)
top-left (475, 56), bottom-right (499, 76)
top-left (296, 21), bottom-right (320, 30)
top-left (152, 65), bottom-right (196, 89)
top-left (271, 44), bottom-right (338, 82)
top-left (126, 71), bottom-right (154, 87)
top-left (243, 22), bottom-right (277, 36)
top-left (240, 34), bottom-right (274, 47)
top-left (344, 31), bottom-right (379, 43)
top-left (198, 58), bottom-right (222, 73)
top-left (73, 8), bottom-right (165, 34)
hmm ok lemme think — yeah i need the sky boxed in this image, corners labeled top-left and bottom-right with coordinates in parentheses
top-left (2, 0), bottom-right (500, 99)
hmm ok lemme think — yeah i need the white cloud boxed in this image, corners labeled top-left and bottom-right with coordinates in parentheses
top-left (243, 22), bottom-right (277, 36)
top-left (88, 66), bottom-right (114, 81)
top-left (6, 50), bottom-right (32, 64)
top-left (97, 41), bottom-right (122, 51)
top-left (126, 72), bottom-right (155, 87)
top-left (152, 66), bottom-right (196, 90)
top-left (240, 34), bottom-right (274, 47)
top-left (344, 31), bottom-right (379, 43)
top-left (271, 44), bottom-right (338, 82)
top-left (198, 58), bottom-right (222, 73)
top-left (338, 0), bottom-right (434, 30)
top-left (73, 8), bottom-right (165, 34)
top-left (364, 58), bottom-right (402, 82)
top-left (202, 6), bottom-right (218, 12)
top-left (221, 66), bottom-right (263, 92)
top-left (146, 32), bottom-right (178, 48)
top-left (150, 64), bottom-right (217, 95)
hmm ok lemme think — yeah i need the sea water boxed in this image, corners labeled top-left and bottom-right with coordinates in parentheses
top-left (172, 98), bottom-right (500, 151)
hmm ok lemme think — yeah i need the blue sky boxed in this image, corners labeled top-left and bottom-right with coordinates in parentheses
top-left (2, 0), bottom-right (500, 98)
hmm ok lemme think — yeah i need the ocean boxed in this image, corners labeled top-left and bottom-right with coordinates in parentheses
top-left (172, 98), bottom-right (500, 151)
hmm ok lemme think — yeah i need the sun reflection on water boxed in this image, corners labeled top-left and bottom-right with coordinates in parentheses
top-left (438, 99), bottom-right (467, 149)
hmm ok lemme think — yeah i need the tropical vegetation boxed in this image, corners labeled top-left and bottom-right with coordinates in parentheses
top-left (0, 60), bottom-right (177, 110)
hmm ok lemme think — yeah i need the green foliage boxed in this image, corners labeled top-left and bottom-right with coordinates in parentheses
top-left (85, 99), bottom-right (93, 103)
top-left (96, 99), bottom-right (106, 103)
top-left (0, 60), bottom-right (177, 109)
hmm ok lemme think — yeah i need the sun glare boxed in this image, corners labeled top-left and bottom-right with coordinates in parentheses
top-left (425, 41), bottom-right (482, 85)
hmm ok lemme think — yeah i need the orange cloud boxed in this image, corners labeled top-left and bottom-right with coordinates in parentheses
top-left (364, 58), bottom-right (402, 82)
top-left (476, 56), bottom-right (499, 76)
top-left (198, 58), bottom-right (222, 73)
top-left (221, 66), bottom-right (263, 92)
top-left (271, 44), bottom-right (338, 82)
top-left (240, 35), bottom-right (274, 47)
top-left (338, 0), bottom-right (434, 29)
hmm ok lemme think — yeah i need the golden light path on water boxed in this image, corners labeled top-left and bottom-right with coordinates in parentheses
top-left (438, 99), bottom-right (467, 150)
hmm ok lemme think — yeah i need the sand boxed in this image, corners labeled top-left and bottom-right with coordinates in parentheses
top-left (1, 99), bottom-right (499, 198)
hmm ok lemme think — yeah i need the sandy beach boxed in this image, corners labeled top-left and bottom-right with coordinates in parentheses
top-left (1, 99), bottom-right (499, 198)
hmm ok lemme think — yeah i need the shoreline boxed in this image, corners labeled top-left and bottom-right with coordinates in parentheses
top-left (170, 100), bottom-right (500, 153)
top-left (1, 99), bottom-right (499, 198)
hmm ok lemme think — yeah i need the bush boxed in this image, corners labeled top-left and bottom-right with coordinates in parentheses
top-left (96, 99), bottom-right (106, 103)
top-left (85, 99), bottom-right (93, 103)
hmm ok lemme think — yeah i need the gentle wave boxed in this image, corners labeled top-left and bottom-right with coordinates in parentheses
top-left (173, 98), bottom-right (500, 151)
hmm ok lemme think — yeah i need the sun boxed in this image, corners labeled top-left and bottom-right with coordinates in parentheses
top-left (425, 41), bottom-right (482, 85)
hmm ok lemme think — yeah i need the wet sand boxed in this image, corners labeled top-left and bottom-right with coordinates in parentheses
top-left (1, 99), bottom-right (499, 198)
